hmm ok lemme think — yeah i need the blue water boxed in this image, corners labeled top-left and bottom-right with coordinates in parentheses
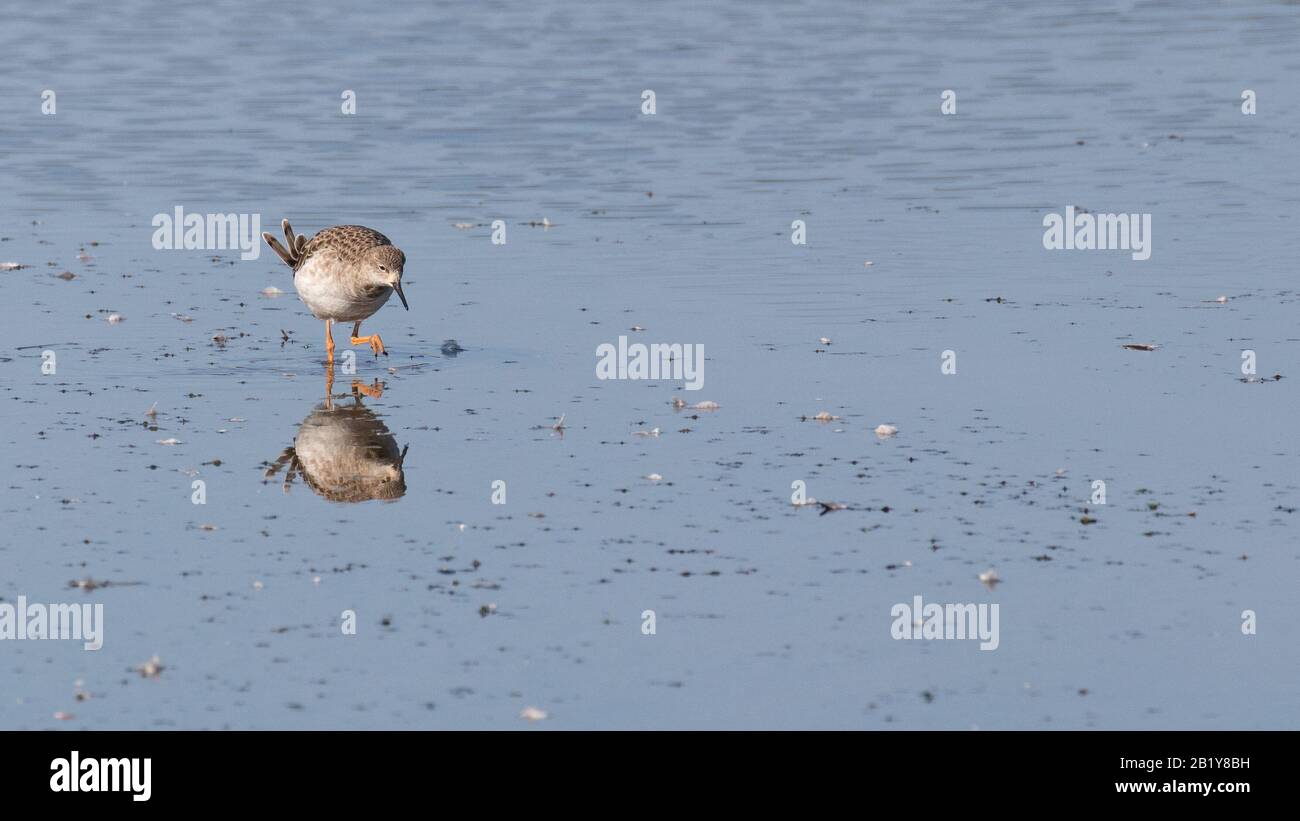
top-left (0, 0), bottom-right (1297, 728)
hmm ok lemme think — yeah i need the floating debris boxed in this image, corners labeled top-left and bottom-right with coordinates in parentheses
top-left (634, 427), bottom-right (661, 437)
top-left (156, 438), bottom-right (182, 446)
top-left (520, 706), bottom-right (548, 721)
top-left (692, 400), bottom-right (720, 411)
top-left (671, 397), bottom-right (687, 409)
top-left (0, 262), bottom-right (27, 270)
top-left (630, 325), bottom-right (645, 332)
top-left (818, 501), bottom-right (847, 515)
top-left (261, 286), bottom-right (285, 296)
top-left (551, 414), bottom-right (566, 432)
top-left (106, 313), bottom-right (125, 324)
top-left (818, 337), bottom-right (832, 345)
top-left (55, 271), bottom-right (76, 281)
top-left (863, 261), bottom-right (873, 267)
top-left (645, 473), bottom-right (664, 482)
top-left (66, 578), bottom-right (141, 592)
top-left (171, 312), bottom-right (193, 322)
top-left (53, 711), bottom-right (75, 721)
top-left (134, 655), bottom-right (164, 679)
top-left (1121, 343), bottom-right (1157, 351)
top-left (803, 411), bottom-right (840, 422)
top-left (978, 570), bottom-right (1000, 590)
top-left (145, 402), bottom-right (158, 419)
top-left (479, 603), bottom-right (497, 618)
top-left (452, 222), bottom-right (475, 230)
top-left (874, 424), bottom-right (898, 438)
top-left (441, 339), bottom-right (465, 356)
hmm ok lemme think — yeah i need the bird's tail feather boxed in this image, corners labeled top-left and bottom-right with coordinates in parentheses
top-left (262, 219), bottom-right (306, 268)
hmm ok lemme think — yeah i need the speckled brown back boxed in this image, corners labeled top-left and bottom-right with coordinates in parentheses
top-left (298, 225), bottom-right (394, 271)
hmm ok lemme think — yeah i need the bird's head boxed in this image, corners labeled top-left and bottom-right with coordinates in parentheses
top-left (366, 245), bottom-right (408, 309)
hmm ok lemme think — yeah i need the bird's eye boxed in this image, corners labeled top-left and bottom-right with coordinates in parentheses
top-left (379, 265), bottom-right (387, 272)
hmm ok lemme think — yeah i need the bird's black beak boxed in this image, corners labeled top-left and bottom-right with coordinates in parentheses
top-left (393, 280), bottom-right (409, 310)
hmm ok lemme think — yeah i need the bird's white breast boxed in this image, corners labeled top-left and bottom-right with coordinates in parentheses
top-left (294, 255), bottom-right (392, 322)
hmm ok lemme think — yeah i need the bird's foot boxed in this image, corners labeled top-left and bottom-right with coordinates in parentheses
top-left (350, 333), bottom-right (387, 357)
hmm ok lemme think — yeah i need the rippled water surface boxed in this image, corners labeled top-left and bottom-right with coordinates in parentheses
top-left (1, 0), bottom-right (1298, 728)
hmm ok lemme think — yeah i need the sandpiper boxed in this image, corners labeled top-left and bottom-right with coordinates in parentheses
top-left (262, 219), bottom-right (409, 362)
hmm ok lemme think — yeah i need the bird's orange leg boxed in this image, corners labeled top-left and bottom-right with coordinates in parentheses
top-left (349, 321), bottom-right (387, 356)
top-left (325, 319), bottom-right (336, 363)
top-left (351, 379), bottom-right (384, 399)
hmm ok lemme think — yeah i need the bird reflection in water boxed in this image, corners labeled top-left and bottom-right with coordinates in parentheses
top-left (264, 369), bottom-right (408, 502)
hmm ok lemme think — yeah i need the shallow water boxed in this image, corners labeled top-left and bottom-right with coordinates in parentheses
top-left (1, 0), bottom-right (1298, 728)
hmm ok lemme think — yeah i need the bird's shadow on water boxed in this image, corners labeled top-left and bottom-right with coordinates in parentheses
top-left (261, 369), bottom-right (409, 503)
